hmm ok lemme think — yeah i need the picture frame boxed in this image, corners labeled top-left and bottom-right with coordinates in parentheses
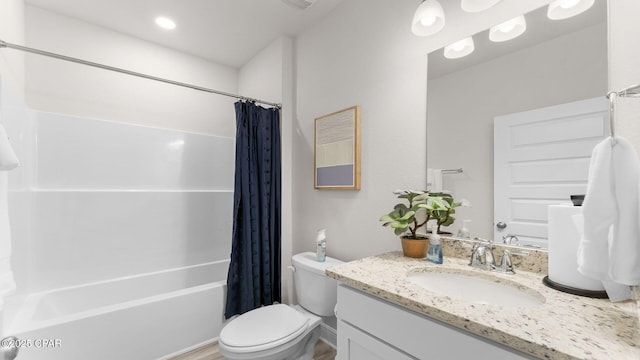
top-left (314, 105), bottom-right (361, 190)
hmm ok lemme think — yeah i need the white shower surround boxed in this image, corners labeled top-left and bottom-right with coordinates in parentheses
top-left (3, 109), bottom-right (235, 357)
top-left (10, 111), bottom-right (234, 292)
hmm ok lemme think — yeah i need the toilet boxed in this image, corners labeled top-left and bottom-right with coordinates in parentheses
top-left (218, 252), bottom-right (343, 360)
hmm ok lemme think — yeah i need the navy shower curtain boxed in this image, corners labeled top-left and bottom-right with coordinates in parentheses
top-left (224, 101), bottom-right (282, 319)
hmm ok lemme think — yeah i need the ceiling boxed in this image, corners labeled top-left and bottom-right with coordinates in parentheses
top-left (25, 0), bottom-right (345, 68)
top-left (23, 0), bottom-right (606, 75)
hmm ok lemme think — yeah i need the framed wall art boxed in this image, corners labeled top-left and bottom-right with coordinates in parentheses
top-left (314, 105), bottom-right (361, 190)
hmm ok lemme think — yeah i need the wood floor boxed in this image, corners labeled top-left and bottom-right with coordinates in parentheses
top-left (169, 340), bottom-right (336, 360)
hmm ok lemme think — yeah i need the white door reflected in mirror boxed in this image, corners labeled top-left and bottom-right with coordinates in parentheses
top-left (493, 97), bottom-right (608, 248)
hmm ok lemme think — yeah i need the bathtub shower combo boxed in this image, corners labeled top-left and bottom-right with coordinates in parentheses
top-left (6, 261), bottom-right (228, 359)
top-left (2, 108), bottom-right (235, 359)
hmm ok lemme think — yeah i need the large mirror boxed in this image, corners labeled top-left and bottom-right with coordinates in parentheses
top-left (426, 1), bottom-right (608, 249)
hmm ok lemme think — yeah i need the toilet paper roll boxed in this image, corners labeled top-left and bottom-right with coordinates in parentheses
top-left (548, 205), bottom-right (604, 291)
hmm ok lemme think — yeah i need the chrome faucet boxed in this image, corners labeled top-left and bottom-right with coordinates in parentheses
top-left (502, 234), bottom-right (519, 245)
top-left (469, 237), bottom-right (496, 271)
top-left (495, 249), bottom-right (515, 274)
top-left (469, 237), bottom-right (515, 274)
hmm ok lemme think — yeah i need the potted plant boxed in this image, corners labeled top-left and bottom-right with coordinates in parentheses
top-left (379, 190), bottom-right (450, 258)
top-left (423, 192), bottom-right (465, 234)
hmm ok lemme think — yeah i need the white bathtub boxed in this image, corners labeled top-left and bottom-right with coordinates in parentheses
top-left (4, 260), bottom-right (229, 360)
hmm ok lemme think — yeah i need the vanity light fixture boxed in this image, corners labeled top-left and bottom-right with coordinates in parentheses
top-left (547, 0), bottom-right (595, 20)
top-left (155, 16), bottom-right (176, 30)
top-left (461, 0), bottom-right (503, 13)
top-left (444, 37), bottom-right (475, 59)
top-left (489, 15), bottom-right (526, 42)
top-left (411, 0), bottom-right (445, 36)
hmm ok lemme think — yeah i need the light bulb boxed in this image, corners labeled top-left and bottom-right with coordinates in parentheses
top-left (547, 0), bottom-right (594, 20)
top-left (452, 43), bottom-right (465, 52)
top-left (499, 22), bottom-right (516, 33)
top-left (444, 37), bottom-right (474, 59)
top-left (489, 15), bottom-right (526, 42)
top-left (420, 16), bottom-right (437, 27)
top-left (412, 0), bottom-right (445, 36)
top-left (560, 0), bottom-right (580, 9)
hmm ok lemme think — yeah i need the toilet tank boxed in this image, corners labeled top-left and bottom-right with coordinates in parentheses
top-left (292, 252), bottom-right (343, 317)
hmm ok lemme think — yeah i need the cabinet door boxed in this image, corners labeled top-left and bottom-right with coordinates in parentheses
top-left (337, 320), bottom-right (416, 360)
top-left (337, 284), bottom-right (534, 360)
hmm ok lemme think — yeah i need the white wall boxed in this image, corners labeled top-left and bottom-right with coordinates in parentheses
top-left (25, 5), bottom-right (238, 137)
top-left (609, 0), bottom-right (640, 152)
top-left (291, 0), bottom-right (556, 261)
top-left (427, 23), bottom-right (607, 239)
top-left (238, 37), bottom-right (296, 303)
top-left (294, 0), bottom-right (429, 261)
top-left (0, 0), bottom-right (25, 90)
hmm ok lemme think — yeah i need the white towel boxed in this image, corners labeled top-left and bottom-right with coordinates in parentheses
top-left (0, 124), bottom-right (19, 171)
top-left (427, 168), bottom-right (443, 192)
top-left (577, 136), bottom-right (639, 301)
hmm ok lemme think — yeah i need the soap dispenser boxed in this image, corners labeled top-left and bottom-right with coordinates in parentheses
top-left (427, 230), bottom-right (443, 264)
top-left (316, 229), bottom-right (326, 262)
top-left (456, 219), bottom-right (472, 239)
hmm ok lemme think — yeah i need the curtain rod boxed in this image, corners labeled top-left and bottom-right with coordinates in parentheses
top-left (0, 39), bottom-right (282, 109)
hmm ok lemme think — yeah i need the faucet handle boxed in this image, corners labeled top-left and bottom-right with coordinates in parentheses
top-left (473, 237), bottom-right (494, 245)
top-left (469, 244), bottom-right (484, 267)
top-left (496, 249), bottom-right (515, 274)
top-left (502, 234), bottom-right (520, 245)
top-left (469, 240), bottom-right (496, 271)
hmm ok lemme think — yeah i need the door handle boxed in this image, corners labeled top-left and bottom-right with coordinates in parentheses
top-left (496, 222), bottom-right (507, 229)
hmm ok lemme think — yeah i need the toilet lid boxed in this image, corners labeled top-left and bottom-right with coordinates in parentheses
top-left (220, 304), bottom-right (309, 349)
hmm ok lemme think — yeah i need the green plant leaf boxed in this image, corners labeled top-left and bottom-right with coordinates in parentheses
top-left (441, 215), bottom-right (455, 227)
top-left (394, 203), bottom-right (409, 213)
top-left (394, 227), bottom-right (405, 236)
top-left (399, 210), bottom-right (416, 221)
top-left (390, 222), bottom-right (408, 229)
top-left (413, 193), bottom-right (428, 202)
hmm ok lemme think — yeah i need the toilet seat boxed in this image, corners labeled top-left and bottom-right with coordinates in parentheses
top-left (220, 304), bottom-right (310, 353)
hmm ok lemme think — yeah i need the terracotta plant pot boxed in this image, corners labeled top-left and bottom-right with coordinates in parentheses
top-left (401, 236), bottom-right (430, 258)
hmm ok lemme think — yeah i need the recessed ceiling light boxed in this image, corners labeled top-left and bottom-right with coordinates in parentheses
top-left (155, 16), bottom-right (176, 30)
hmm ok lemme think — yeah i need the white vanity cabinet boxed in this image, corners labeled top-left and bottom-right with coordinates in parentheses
top-left (336, 284), bottom-right (534, 360)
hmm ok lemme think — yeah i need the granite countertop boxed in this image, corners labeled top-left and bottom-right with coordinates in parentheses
top-left (327, 252), bottom-right (640, 360)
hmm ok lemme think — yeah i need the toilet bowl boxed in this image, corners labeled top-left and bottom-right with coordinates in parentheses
top-left (219, 304), bottom-right (321, 360)
top-left (219, 252), bottom-right (343, 360)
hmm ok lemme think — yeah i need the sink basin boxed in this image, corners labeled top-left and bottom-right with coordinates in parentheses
top-left (407, 268), bottom-right (545, 307)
